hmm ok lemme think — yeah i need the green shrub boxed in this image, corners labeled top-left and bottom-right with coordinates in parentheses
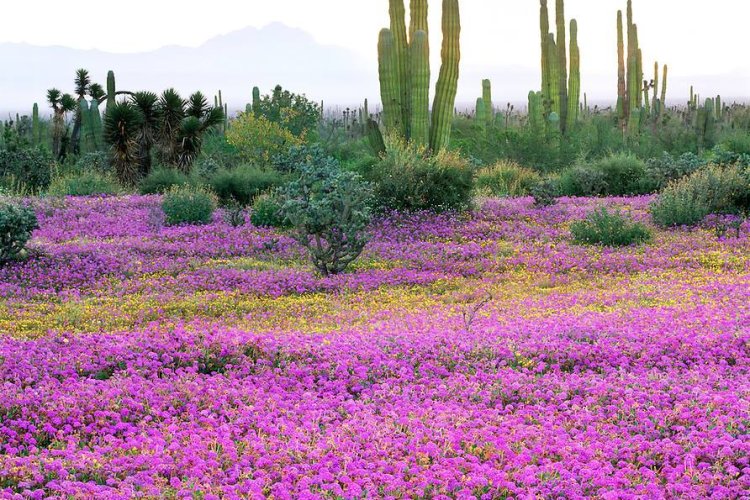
top-left (48, 172), bottom-right (120, 196)
top-left (571, 207), bottom-right (652, 247)
top-left (74, 152), bottom-right (111, 174)
top-left (475, 161), bottom-right (541, 197)
top-left (0, 149), bottom-right (55, 193)
top-left (140, 168), bottom-right (191, 195)
top-left (371, 138), bottom-right (474, 212)
top-left (250, 192), bottom-right (290, 228)
top-left (558, 165), bottom-right (608, 197)
top-left (559, 153), bottom-right (652, 196)
top-left (530, 178), bottom-right (560, 207)
top-left (645, 152), bottom-right (706, 190)
top-left (651, 165), bottom-right (750, 227)
top-left (162, 185), bottom-right (217, 226)
top-left (0, 200), bottom-right (38, 262)
top-left (280, 160), bottom-right (372, 276)
top-left (208, 166), bottom-right (284, 206)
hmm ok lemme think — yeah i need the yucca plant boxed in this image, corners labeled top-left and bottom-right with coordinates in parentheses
top-left (103, 101), bottom-right (143, 186)
top-left (131, 91), bottom-right (160, 178)
top-left (47, 88), bottom-right (76, 159)
top-left (155, 88), bottom-right (186, 166)
top-left (70, 68), bottom-right (91, 154)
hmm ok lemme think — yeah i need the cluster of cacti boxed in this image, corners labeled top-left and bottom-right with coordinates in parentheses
top-left (539, 0), bottom-right (579, 134)
top-left (474, 79), bottom-right (493, 129)
top-left (377, 0), bottom-right (461, 152)
top-left (214, 90), bottom-right (229, 132)
top-left (616, 1), bottom-right (666, 136)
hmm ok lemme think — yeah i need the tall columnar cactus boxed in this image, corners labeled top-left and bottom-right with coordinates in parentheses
top-left (482, 79), bottom-right (493, 127)
top-left (616, 10), bottom-right (626, 124)
top-left (252, 86), bottom-right (261, 116)
top-left (429, 0), bottom-right (460, 152)
top-left (566, 19), bottom-right (580, 132)
top-left (89, 98), bottom-right (103, 151)
top-left (528, 91), bottom-right (544, 136)
top-left (80, 98), bottom-right (98, 154)
top-left (716, 95), bottom-right (722, 120)
top-left (410, 30), bottom-right (430, 146)
top-left (377, 0), bottom-right (460, 152)
top-left (378, 29), bottom-right (402, 133)
top-left (652, 62), bottom-right (659, 117)
top-left (538, 0), bottom-right (577, 134)
top-left (555, 0), bottom-right (568, 130)
top-left (660, 64), bottom-right (668, 112)
top-left (475, 98), bottom-right (486, 129)
top-left (540, 0), bottom-right (551, 103)
top-left (636, 47), bottom-right (643, 108)
top-left (32, 103), bottom-right (41, 146)
top-left (547, 33), bottom-right (560, 118)
top-left (389, 0), bottom-right (410, 138)
top-left (106, 71), bottom-right (116, 112)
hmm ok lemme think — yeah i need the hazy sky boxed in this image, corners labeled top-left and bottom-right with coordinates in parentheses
top-left (3, 0), bottom-right (749, 101)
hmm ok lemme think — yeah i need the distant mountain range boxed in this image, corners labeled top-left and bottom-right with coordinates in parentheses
top-left (0, 23), bottom-right (377, 116)
top-left (0, 23), bottom-right (746, 117)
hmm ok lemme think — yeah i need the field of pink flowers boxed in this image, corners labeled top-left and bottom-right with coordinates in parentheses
top-left (1, 195), bottom-right (749, 499)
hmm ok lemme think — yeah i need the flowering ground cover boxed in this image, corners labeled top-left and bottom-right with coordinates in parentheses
top-left (1, 195), bottom-right (749, 499)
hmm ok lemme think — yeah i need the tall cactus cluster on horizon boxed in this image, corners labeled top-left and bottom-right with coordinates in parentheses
top-left (539, 0), bottom-right (580, 134)
top-left (617, 0), bottom-right (667, 135)
top-left (378, 0), bottom-right (461, 152)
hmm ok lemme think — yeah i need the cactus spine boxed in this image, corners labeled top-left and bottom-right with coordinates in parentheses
top-left (378, 0), bottom-right (460, 152)
top-left (566, 19), bottom-right (580, 132)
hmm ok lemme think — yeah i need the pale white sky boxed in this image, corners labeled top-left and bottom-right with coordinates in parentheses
top-left (2, 0), bottom-right (749, 102)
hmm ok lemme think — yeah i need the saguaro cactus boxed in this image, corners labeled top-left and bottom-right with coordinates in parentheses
top-left (566, 19), bottom-right (580, 132)
top-left (538, 0), bottom-right (577, 134)
top-left (377, 0), bottom-right (460, 152)
top-left (410, 30), bottom-right (430, 145)
top-left (252, 87), bottom-right (261, 116)
top-left (555, 0), bottom-right (568, 130)
top-left (482, 79), bottom-right (493, 127)
top-left (540, 0), bottom-right (551, 102)
top-left (616, 10), bottom-right (626, 124)
top-left (106, 71), bottom-right (116, 112)
top-left (31, 103), bottom-right (41, 146)
top-left (430, 0), bottom-right (461, 152)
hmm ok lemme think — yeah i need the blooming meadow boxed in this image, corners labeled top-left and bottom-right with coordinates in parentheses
top-left (1, 195), bottom-right (749, 498)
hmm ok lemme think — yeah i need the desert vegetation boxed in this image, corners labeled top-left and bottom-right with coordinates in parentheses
top-left (0, 0), bottom-right (749, 497)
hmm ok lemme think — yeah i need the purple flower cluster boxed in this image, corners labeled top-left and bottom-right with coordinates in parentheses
top-left (0, 195), bottom-right (748, 498)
